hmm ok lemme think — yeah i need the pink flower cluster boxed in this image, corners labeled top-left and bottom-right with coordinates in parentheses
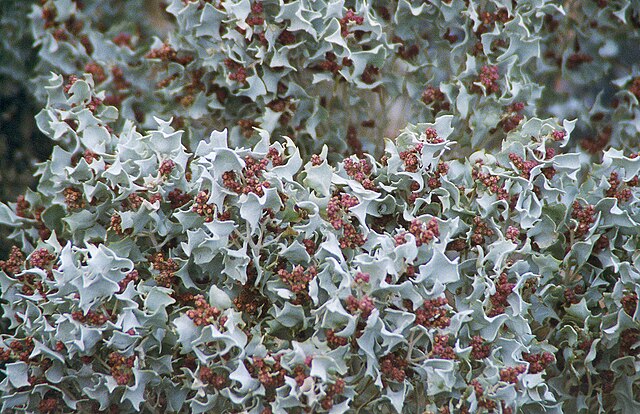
top-left (505, 225), bottom-right (519, 243)
top-left (508, 153), bottom-right (539, 179)
top-left (395, 218), bottom-right (439, 247)
top-left (346, 295), bottom-right (375, 320)
top-left (277, 265), bottom-right (318, 294)
top-left (399, 144), bottom-right (423, 173)
top-left (343, 157), bottom-right (376, 190)
top-left (340, 9), bottom-right (364, 37)
top-left (247, 2), bottom-right (264, 26)
top-left (488, 273), bottom-right (515, 317)
top-left (310, 154), bottom-right (323, 166)
top-left (354, 272), bottom-right (370, 284)
top-left (327, 194), bottom-right (359, 230)
top-left (224, 59), bottom-right (248, 84)
top-left (552, 130), bottom-right (566, 141)
top-left (477, 65), bottom-right (500, 94)
top-left (424, 128), bottom-right (444, 144)
top-left (159, 159), bottom-right (175, 176)
top-left (29, 248), bottom-right (56, 269)
top-left (472, 163), bottom-right (509, 200)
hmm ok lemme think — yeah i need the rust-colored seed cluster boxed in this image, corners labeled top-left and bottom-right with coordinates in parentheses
top-left (222, 152), bottom-right (282, 197)
top-left (501, 102), bottom-right (525, 133)
top-left (186, 294), bottom-right (225, 327)
top-left (320, 378), bottom-right (345, 410)
top-left (506, 225), bottom-right (519, 242)
top-left (470, 336), bottom-right (491, 359)
top-left (499, 365), bottom-right (526, 384)
top-left (224, 59), bottom-right (248, 84)
top-left (522, 352), bottom-right (554, 374)
top-left (72, 310), bottom-right (110, 326)
top-left (246, 2), bottom-right (264, 26)
top-left (380, 353), bottom-right (408, 382)
top-left (571, 201), bottom-right (596, 239)
top-left (38, 398), bottom-right (59, 413)
top-left (110, 213), bottom-right (125, 235)
top-left (563, 284), bottom-right (584, 305)
top-left (619, 329), bottom-right (640, 356)
top-left (146, 43), bottom-right (193, 65)
top-left (421, 86), bottom-right (449, 112)
top-left (84, 62), bottom-right (106, 84)
top-left (168, 188), bottom-right (192, 209)
top-left (0, 337), bottom-right (34, 363)
top-left (326, 329), bottom-right (349, 348)
top-left (159, 159), bottom-right (176, 176)
top-left (622, 292), bottom-right (638, 316)
top-left (428, 161), bottom-right (449, 190)
top-left (249, 355), bottom-right (286, 389)
top-left (108, 352), bottom-right (135, 385)
top-left (326, 193), bottom-right (366, 249)
top-left (471, 216), bottom-right (495, 246)
top-left (63, 187), bottom-right (85, 210)
top-left (415, 297), bottom-right (450, 329)
top-left (399, 144), bottom-right (423, 173)
top-left (431, 334), bottom-right (455, 360)
top-left (192, 190), bottom-right (215, 222)
top-left (199, 366), bottom-right (228, 389)
top-left (424, 127), bottom-right (444, 144)
top-left (148, 252), bottom-right (178, 288)
top-left (118, 270), bottom-right (139, 293)
top-left (0, 246), bottom-right (25, 276)
top-left (29, 248), bottom-right (56, 269)
top-left (605, 171), bottom-right (632, 203)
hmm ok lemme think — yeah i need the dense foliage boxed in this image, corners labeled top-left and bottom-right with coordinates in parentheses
top-left (2, 1), bottom-right (640, 413)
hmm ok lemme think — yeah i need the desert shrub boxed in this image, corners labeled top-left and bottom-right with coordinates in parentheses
top-left (1, 1), bottom-right (640, 413)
